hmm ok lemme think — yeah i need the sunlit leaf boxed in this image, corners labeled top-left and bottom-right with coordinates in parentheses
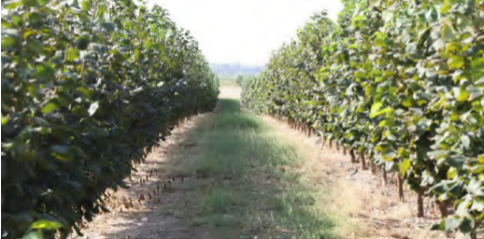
top-left (88, 102), bottom-right (99, 116)
top-left (442, 24), bottom-right (456, 41)
top-left (399, 159), bottom-right (411, 177)
top-left (448, 56), bottom-right (464, 69)
top-left (66, 48), bottom-right (80, 61)
top-left (41, 102), bottom-right (59, 114)
top-left (31, 219), bottom-right (63, 230)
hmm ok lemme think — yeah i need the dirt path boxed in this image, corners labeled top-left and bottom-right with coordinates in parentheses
top-left (74, 86), bottom-right (463, 239)
top-left (259, 116), bottom-right (450, 239)
top-left (218, 85), bottom-right (240, 99)
top-left (74, 113), bottom-right (210, 239)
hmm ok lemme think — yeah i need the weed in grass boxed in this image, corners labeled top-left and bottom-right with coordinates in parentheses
top-left (201, 186), bottom-right (238, 213)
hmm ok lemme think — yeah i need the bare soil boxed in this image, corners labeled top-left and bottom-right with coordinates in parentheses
top-left (218, 86), bottom-right (240, 99)
top-left (72, 114), bottom-right (212, 239)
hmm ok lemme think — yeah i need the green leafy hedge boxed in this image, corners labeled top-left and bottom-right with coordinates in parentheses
top-left (242, 0), bottom-right (484, 237)
top-left (1, 0), bottom-right (218, 238)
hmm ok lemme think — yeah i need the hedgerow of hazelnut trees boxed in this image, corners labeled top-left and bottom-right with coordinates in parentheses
top-left (242, 0), bottom-right (484, 237)
top-left (1, 0), bottom-right (219, 238)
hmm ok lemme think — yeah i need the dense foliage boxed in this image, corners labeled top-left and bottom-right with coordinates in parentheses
top-left (1, 0), bottom-right (218, 238)
top-left (242, 0), bottom-right (484, 237)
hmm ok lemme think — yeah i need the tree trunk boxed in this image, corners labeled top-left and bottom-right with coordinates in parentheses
top-left (359, 151), bottom-right (366, 170)
top-left (329, 139), bottom-right (333, 149)
top-left (349, 149), bottom-right (356, 163)
top-left (343, 147), bottom-right (347, 156)
top-left (381, 165), bottom-right (387, 186)
top-left (370, 161), bottom-right (377, 175)
top-left (436, 200), bottom-right (448, 218)
top-left (417, 188), bottom-right (425, 218)
top-left (397, 174), bottom-right (404, 201)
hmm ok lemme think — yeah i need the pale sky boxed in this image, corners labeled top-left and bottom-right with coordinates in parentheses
top-left (146, 0), bottom-right (343, 66)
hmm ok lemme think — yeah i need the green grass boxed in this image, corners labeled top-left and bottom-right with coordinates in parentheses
top-left (184, 98), bottom-right (341, 238)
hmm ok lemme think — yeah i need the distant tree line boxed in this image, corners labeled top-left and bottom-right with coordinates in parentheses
top-left (210, 63), bottom-right (263, 77)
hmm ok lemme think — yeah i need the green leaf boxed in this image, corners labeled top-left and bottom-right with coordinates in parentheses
top-left (150, 24), bottom-right (157, 33)
top-left (370, 107), bottom-right (391, 118)
top-left (459, 217), bottom-right (474, 233)
top-left (77, 86), bottom-right (93, 98)
top-left (159, 28), bottom-right (167, 38)
top-left (441, 1), bottom-right (452, 13)
top-left (36, 0), bottom-right (50, 5)
top-left (88, 102), bottom-right (99, 116)
top-left (144, 39), bottom-right (153, 49)
top-left (448, 56), bottom-right (464, 69)
top-left (446, 155), bottom-right (466, 168)
top-left (449, 181), bottom-right (464, 198)
top-left (28, 85), bottom-right (40, 98)
top-left (431, 221), bottom-right (445, 231)
top-left (431, 183), bottom-right (447, 195)
top-left (4, 0), bottom-right (23, 10)
top-left (355, 71), bottom-right (368, 79)
top-left (402, 97), bottom-right (413, 107)
top-left (471, 58), bottom-right (484, 70)
top-left (33, 65), bottom-right (56, 80)
top-left (374, 37), bottom-right (385, 47)
top-left (41, 102), bottom-right (59, 114)
top-left (81, 0), bottom-right (91, 12)
top-left (456, 88), bottom-right (470, 102)
top-left (447, 167), bottom-right (457, 179)
top-left (2, 35), bottom-right (18, 49)
top-left (444, 216), bottom-right (459, 231)
top-left (370, 102), bottom-right (382, 114)
top-left (123, 20), bottom-right (133, 29)
top-left (381, 148), bottom-right (398, 161)
top-left (442, 24), bottom-right (456, 41)
top-left (446, 42), bottom-right (461, 53)
top-left (31, 219), bottom-right (63, 230)
top-left (66, 48), bottom-right (80, 61)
